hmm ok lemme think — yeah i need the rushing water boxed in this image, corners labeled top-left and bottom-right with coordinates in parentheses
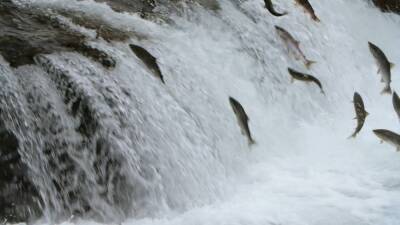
top-left (1, 0), bottom-right (400, 224)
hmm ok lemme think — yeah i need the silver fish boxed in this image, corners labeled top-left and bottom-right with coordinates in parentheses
top-left (368, 42), bottom-right (394, 94)
top-left (129, 44), bottom-right (165, 84)
top-left (349, 92), bottom-right (368, 138)
top-left (264, 0), bottom-right (287, 17)
top-left (288, 68), bottom-right (324, 94)
top-left (275, 26), bottom-right (316, 69)
top-left (229, 97), bottom-right (256, 146)
top-left (373, 129), bottom-right (400, 151)
top-left (294, 0), bottom-right (320, 22)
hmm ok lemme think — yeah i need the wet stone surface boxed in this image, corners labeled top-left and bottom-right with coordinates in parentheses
top-left (0, 1), bottom-right (117, 68)
top-left (372, 0), bottom-right (400, 13)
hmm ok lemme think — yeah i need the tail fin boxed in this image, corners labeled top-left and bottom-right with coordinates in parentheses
top-left (271, 11), bottom-right (288, 17)
top-left (312, 15), bottom-right (321, 22)
top-left (305, 60), bottom-right (316, 69)
top-left (347, 132), bottom-right (357, 139)
top-left (248, 138), bottom-right (256, 146)
top-left (381, 85), bottom-right (392, 95)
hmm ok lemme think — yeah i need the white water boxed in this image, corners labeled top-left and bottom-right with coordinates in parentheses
top-left (9, 0), bottom-right (400, 224)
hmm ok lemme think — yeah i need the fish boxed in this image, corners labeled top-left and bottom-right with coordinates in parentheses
top-left (287, 68), bottom-right (325, 94)
top-left (294, 0), bottom-right (320, 22)
top-left (373, 129), bottom-right (400, 151)
top-left (275, 26), bottom-right (316, 69)
top-left (349, 92), bottom-right (369, 138)
top-left (368, 42), bottom-right (394, 94)
top-left (264, 0), bottom-right (287, 17)
top-left (129, 44), bottom-right (165, 84)
top-left (229, 97), bottom-right (256, 146)
top-left (393, 92), bottom-right (400, 121)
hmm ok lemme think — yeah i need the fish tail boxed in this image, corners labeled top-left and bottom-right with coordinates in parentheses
top-left (277, 11), bottom-right (288, 17)
top-left (381, 85), bottom-right (392, 95)
top-left (248, 138), bottom-right (256, 146)
top-left (305, 60), bottom-right (317, 69)
top-left (270, 10), bottom-right (288, 17)
top-left (347, 132), bottom-right (357, 139)
top-left (312, 15), bottom-right (320, 22)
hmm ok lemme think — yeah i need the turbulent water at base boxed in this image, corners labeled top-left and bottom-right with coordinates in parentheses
top-left (2, 0), bottom-right (400, 224)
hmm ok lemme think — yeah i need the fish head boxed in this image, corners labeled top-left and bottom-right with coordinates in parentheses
top-left (287, 67), bottom-right (295, 74)
top-left (393, 91), bottom-right (399, 100)
top-left (274, 25), bottom-right (284, 32)
top-left (368, 42), bottom-right (375, 48)
top-left (229, 97), bottom-right (239, 111)
top-left (353, 92), bottom-right (361, 100)
top-left (373, 129), bottom-right (389, 140)
top-left (229, 97), bottom-right (236, 105)
top-left (368, 42), bottom-right (379, 55)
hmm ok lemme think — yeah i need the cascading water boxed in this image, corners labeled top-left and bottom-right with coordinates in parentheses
top-left (1, 0), bottom-right (400, 224)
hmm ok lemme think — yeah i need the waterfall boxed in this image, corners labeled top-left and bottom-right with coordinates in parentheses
top-left (1, 0), bottom-right (400, 224)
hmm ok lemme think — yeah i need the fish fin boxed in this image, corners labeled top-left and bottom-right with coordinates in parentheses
top-left (381, 86), bottom-right (392, 95)
top-left (353, 117), bottom-right (357, 120)
top-left (312, 15), bottom-right (321, 22)
top-left (305, 60), bottom-right (317, 69)
top-left (377, 68), bottom-right (381, 74)
top-left (365, 111), bottom-right (370, 116)
top-left (381, 77), bottom-right (384, 82)
top-left (347, 132), bottom-right (357, 139)
top-left (248, 138), bottom-right (256, 146)
top-left (321, 90), bottom-right (326, 96)
top-left (397, 147), bottom-right (400, 152)
top-left (380, 139), bottom-right (383, 144)
top-left (391, 62), bottom-right (395, 69)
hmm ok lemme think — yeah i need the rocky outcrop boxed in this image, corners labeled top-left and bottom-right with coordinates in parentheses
top-left (372, 0), bottom-right (400, 13)
top-left (0, 129), bottom-right (42, 223)
top-left (0, 1), bottom-right (116, 68)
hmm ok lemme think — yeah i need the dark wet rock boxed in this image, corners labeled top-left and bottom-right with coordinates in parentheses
top-left (61, 12), bottom-right (133, 42)
top-left (129, 44), bottom-right (165, 83)
top-left (192, 0), bottom-right (221, 11)
top-left (67, 42), bottom-right (116, 68)
top-left (92, 0), bottom-right (219, 22)
top-left (0, 129), bottom-right (42, 223)
top-left (0, 62), bottom-right (45, 223)
top-left (92, 0), bottom-right (220, 14)
top-left (0, 2), bottom-right (117, 68)
top-left (0, 36), bottom-right (43, 68)
top-left (0, 2), bottom-right (85, 67)
top-left (372, 0), bottom-right (400, 13)
top-left (33, 55), bottom-right (135, 222)
top-left (93, 0), bottom-right (156, 14)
